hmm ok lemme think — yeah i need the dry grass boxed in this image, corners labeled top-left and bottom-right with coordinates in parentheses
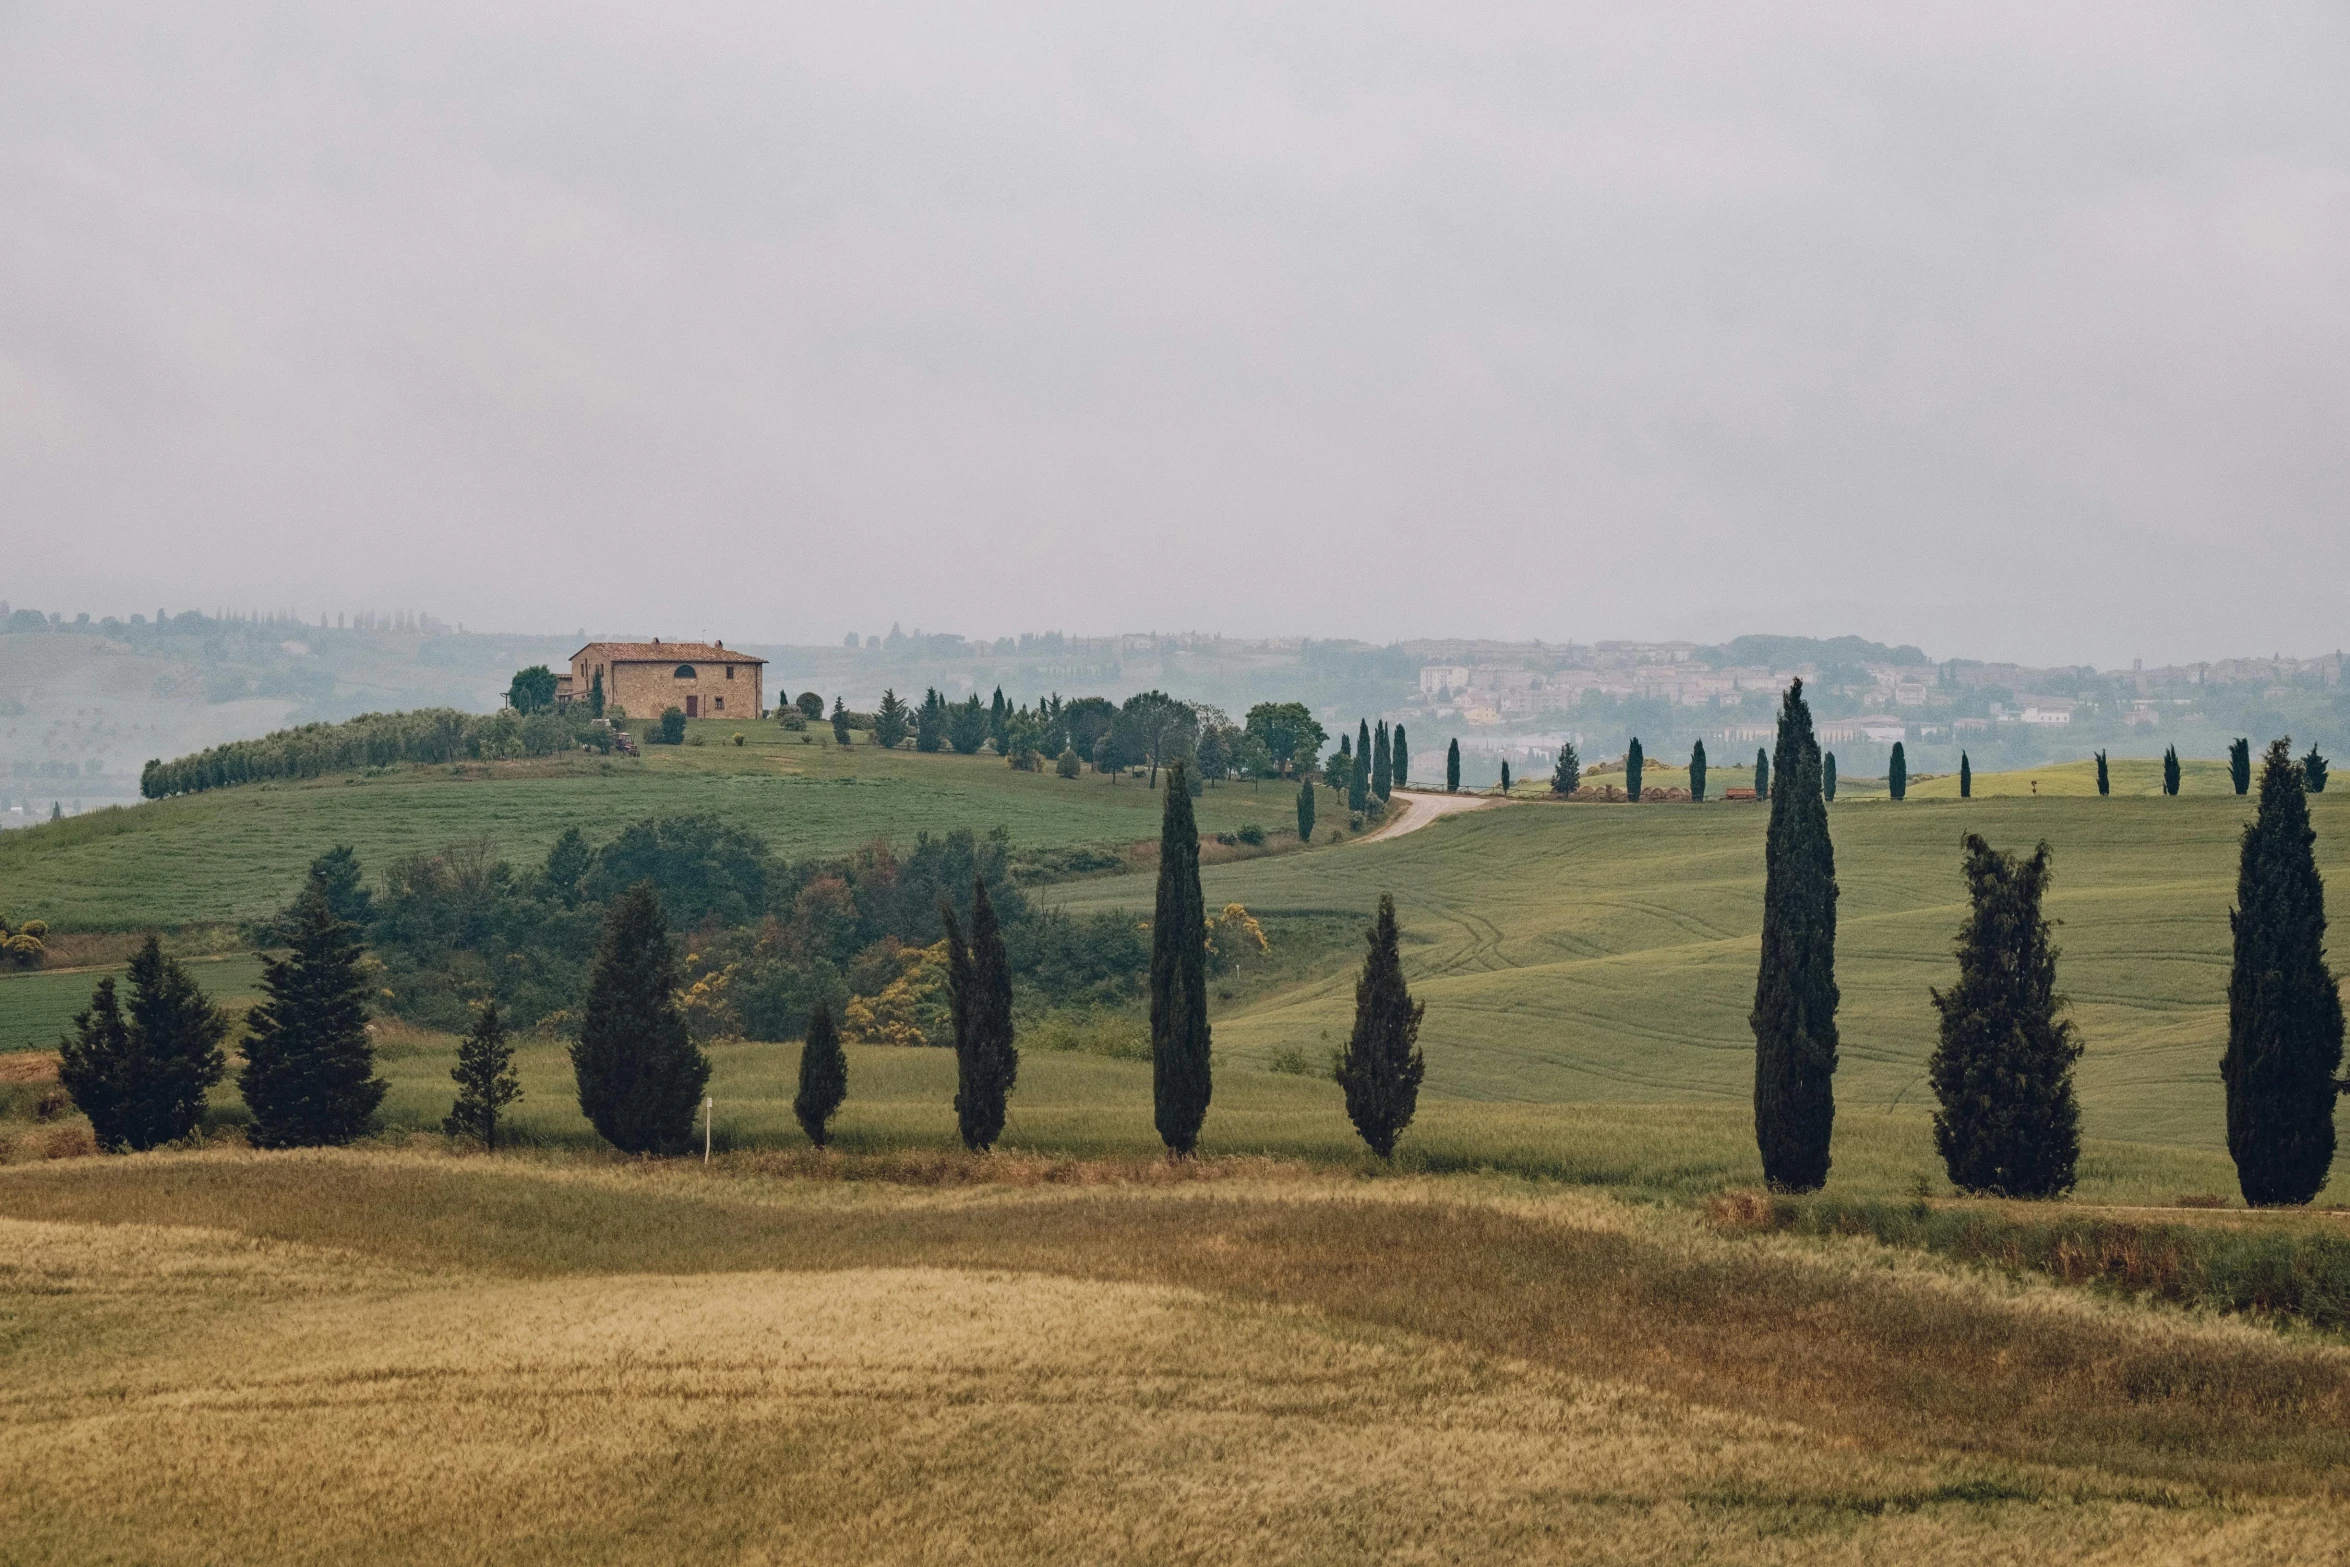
top-left (8, 1151), bottom-right (2350, 1563)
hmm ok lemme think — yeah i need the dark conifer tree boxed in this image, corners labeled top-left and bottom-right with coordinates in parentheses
top-left (305, 845), bottom-right (373, 928)
top-left (1823, 752), bottom-right (1838, 802)
top-left (2221, 740), bottom-right (2345, 1206)
top-left (990, 686), bottom-right (1010, 751)
top-left (445, 999), bottom-right (521, 1150)
top-left (58, 936), bottom-right (228, 1153)
top-left (1151, 763), bottom-right (1212, 1156)
top-left (1551, 742), bottom-right (1581, 797)
top-left (1296, 778), bottom-right (1317, 843)
top-left (942, 878), bottom-right (1018, 1152)
top-left (1928, 836), bottom-right (2081, 1198)
top-left (589, 668), bottom-right (605, 718)
top-left (1889, 742), bottom-right (1908, 802)
top-left (1959, 751), bottom-right (1972, 798)
top-left (571, 881), bottom-right (709, 1155)
top-left (1689, 740), bottom-right (1707, 802)
top-left (240, 889), bottom-right (385, 1148)
top-left (1626, 738), bottom-right (1644, 801)
top-left (2306, 746), bottom-right (2330, 794)
top-left (1351, 719), bottom-right (1372, 811)
top-left (1446, 738), bottom-right (1461, 793)
top-left (916, 688), bottom-right (947, 752)
top-left (1754, 747), bottom-right (1769, 800)
top-left (794, 1001), bottom-right (847, 1147)
top-left (2230, 737), bottom-right (2253, 796)
top-left (1751, 679), bottom-right (1839, 1192)
top-left (2163, 745), bottom-right (2181, 796)
top-left (2096, 750), bottom-right (2110, 796)
top-left (1336, 894), bottom-right (1426, 1160)
top-left (1372, 720), bottom-right (1391, 801)
top-left (1499, 760), bottom-right (1512, 794)
top-left (1392, 724), bottom-right (1410, 789)
top-left (831, 698), bottom-right (852, 745)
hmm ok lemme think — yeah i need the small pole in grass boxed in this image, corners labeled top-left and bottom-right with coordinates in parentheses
top-left (703, 1096), bottom-right (713, 1165)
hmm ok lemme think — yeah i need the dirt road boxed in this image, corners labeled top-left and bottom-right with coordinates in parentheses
top-left (1354, 787), bottom-right (1509, 845)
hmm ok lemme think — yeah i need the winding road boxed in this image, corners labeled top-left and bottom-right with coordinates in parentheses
top-left (1354, 787), bottom-right (1510, 845)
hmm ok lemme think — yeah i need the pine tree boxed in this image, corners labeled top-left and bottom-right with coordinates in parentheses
top-left (794, 1002), bottom-right (847, 1148)
top-left (1689, 740), bottom-right (1707, 802)
top-left (1751, 679), bottom-right (1839, 1192)
top-left (1296, 778), bottom-right (1317, 843)
top-left (1823, 752), bottom-right (1838, 802)
top-left (1392, 724), bottom-right (1410, 789)
top-left (1151, 763), bottom-right (1212, 1156)
top-left (1626, 738), bottom-right (1644, 801)
top-left (571, 882), bottom-right (709, 1155)
top-left (1928, 836), bottom-right (2081, 1198)
top-left (1336, 894), bottom-right (1426, 1159)
top-left (831, 698), bottom-right (852, 746)
top-left (1754, 747), bottom-right (1770, 800)
top-left (2096, 750), bottom-right (2110, 796)
top-left (444, 999), bottom-right (521, 1150)
top-left (2163, 745), bottom-right (2181, 796)
top-left (1550, 741), bottom-right (1581, 797)
top-left (1371, 720), bottom-right (1392, 801)
top-left (1351, 720), bottom-right (1372, 812)
top-left (1446, 738), bottom-right (1461, 793)
top-left (240, 889), bottom-right (385, 1148)
top-left (2221, 740), bottom-right (2345, 1206)
top-left (916, 688), bottom-right (947, 752)
top-left (2306, 747), bottom-right (2331, 794)
top-left (1959, 752), bottom-right (1972, 798)
top-left (2230, 737), bottom-right (2253, 796)
top-left (58, 936), bottom-right (228, 1153)
top-left (942, 878), bottom-right (1018, 1151)
top-left (1889, 742), bottom-right (1908, 802)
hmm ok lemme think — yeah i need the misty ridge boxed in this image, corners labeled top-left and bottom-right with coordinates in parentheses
top-left (2, 602), bottom-right (2342, 819)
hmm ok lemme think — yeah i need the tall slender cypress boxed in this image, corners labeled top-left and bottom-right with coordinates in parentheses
top-left (1336, 894), bottom-right (1426, 1160)
top-left (1959, 752), bottom-right (1972, 799)
top-left (58, 935), bottom-right (227, 1152)
top-left (1446, 738), bottom-right (1461, 793)
top-left (572, 882), bottom-right (709, 1155)
top-left (2163, 746), bottom-right (2181, 796)
top-left (2306, 747), bottom-right (2331, 794)
top-left (1392, 724), bottom-right (1409, 789)
top-left (1928, 836), bottom-right (2081, 1198)
top-left (240, 889), bottom-right (385, 1149)
top-left (1151, 763), bottom-right (1212, 1155)
top-left (943, 877), bottom-right (1018, 1152)
top-left (1499, 760), bottom-right (1512, 794)
top-left (1351, 720), bottom-right (1372, 812)
top-left (1372, 720), bottom-right (1392, 801)
top-left (1689, 740), bottom-right (1707, 802)
top-left (2096, 751), bottom-right (2110, 796)
top-left (1889, 742), bottom-right (1908, 802)
top-left (2230, 738), bottom-right (2253, 796)
top-left (1754, 747), bottom-right (1770, 800)
top-left (2222, 740), bottom-right (2345, 1206)
top-left (1296, 778), bottom-right (1317, 843)
top-left (1626, 738), bottom-right (1644, 801)
top-left (1823, 752), bottom-right (1838, 802)
top-left (445, 1000), bottom-right (522, 1151)
top-left (794, 1002), bottom-right (847, 1148)
top-left (1751, 679), bottom-right (1839, 1192)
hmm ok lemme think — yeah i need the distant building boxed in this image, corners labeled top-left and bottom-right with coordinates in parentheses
top-left (559, 639), bottom-right (766, 720)
top-left (1419, 664), bottom-right (1471, 698)
top-left (1859, 718), bottom-right (1908, 744)
top-left (2020, 699), bottom-right (2076, 726)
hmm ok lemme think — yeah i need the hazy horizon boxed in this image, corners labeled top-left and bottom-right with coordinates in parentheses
top-left (8, 4), bottom-right (2347, 667)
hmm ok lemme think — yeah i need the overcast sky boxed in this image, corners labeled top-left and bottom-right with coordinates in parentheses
top-left (5, 2), bottom-right (2346, 667)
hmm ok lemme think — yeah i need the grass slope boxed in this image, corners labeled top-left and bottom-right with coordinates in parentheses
top-left (0, 720), bottom-right (1298, 929)
top-left (0, 955), bottom-right (267, 1053)
top-left (1055, 786), bottom-right (2350, 1152)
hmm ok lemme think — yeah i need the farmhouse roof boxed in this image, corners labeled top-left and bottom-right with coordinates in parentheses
top-left (572, 639), bottom-right (765, 665)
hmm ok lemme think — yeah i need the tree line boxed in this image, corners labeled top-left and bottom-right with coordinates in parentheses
top-left (140, 706), bottom-right (618, 798)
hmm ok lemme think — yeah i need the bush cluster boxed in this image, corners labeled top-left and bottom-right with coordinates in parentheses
top-left (141, 707), bottom-right (614, 797)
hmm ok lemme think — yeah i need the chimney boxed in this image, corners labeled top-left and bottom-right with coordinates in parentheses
top-left (716, 639), bottom-right (723, 649)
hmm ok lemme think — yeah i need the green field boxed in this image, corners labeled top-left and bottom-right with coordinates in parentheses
top-left (0, 721), bottom-right (1302, 930)
top-left (0, 955), bottom-right (269, 1053)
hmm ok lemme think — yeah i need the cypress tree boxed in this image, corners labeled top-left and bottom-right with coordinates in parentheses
top-left (589, 668), bottom-right (605, 718)
top-left (794, 1002), bottom-right (847, 1148)
top-left (571, 881), bottom-right (709, 1155)
top-left (2096, 750), bottom-right (2110, 796)
top-left (1371, 720), bottom-right (1391, 801)
top-left (831, 698), bottom-right (852, 746)
top-left (58, 935), bottom-right (228, 1153)
top-left (444, 999), bottom-right (521, 1151)
top-left (1351, 720), bottom-right (1372, 812)
top-left (1959, 751), bottom-right (1971, 798)
top-left (1296, 778), bottom-right (1317, 843)
top-left (990, 686), bottom-right (1010, 751)
top-left (2306, 747), bottom-right (2330, 794)
top-left (1889, 741), bottom-right (1908, 802)
top-left (2221, 740), bottom-right (2345, 1206)
top-left (1336, 893), bottom-right (1426, 1160)
top-left (1626, 738), bottom-right (1644, 801)
top-left (1928, 836), bottom-right (2081, 1198)
top-left (1751, 679), bottom-right (1839, 1192)
top-left (2163, 745), bottom-right (2181, 796)
top-left (1550, 741), bottom-right (1581, 797)
top-left (240, 889), bottom-right (385, 1149)
top-left (1151, 763), bottom-right (1212, 1156)
top-left (1754, 747), bottom-right (1769, 800)
top-left (1823, 752), bottom-right (1838, 802)
top-left (2230, 737), bottom-right (2253, 796)
top-left (1392, 724), bottom-right (1410, 789)
top-left (942, 877), bottom-right (1018, 1152)
top-left (1689, 740), bottom-right (1707, 802)
top-left (916, 688), bottom-right (946, 752)
top-left (1499, 760), bottom-right (1512, 794)
top-left (1446, 739), bottom-right (1461, 793)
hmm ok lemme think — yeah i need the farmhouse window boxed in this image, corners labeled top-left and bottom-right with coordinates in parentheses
top-left (714, 697), bottom-right (725, 711)
top-left (726, 666), bottom-right (735, 680)
top-left (674, 664), bottom-right (697, 679)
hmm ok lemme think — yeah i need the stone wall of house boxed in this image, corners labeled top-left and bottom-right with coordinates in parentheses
top-left (573, 652), bottom-right (763, 722)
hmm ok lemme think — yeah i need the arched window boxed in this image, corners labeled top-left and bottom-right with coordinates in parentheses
top-left (673, 664), bottom-right (697, 679)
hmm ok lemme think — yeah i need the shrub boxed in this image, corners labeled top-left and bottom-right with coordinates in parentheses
top-left (1056, 746), bottom-right (1081, 778)
top-left (1236, 823), bottom-right (1265, 846)
top-left (658, 707), bottom-right (686, 745)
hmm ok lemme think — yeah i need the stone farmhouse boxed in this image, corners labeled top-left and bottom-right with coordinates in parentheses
top-left (557, 639), bottom-right (766, 721)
